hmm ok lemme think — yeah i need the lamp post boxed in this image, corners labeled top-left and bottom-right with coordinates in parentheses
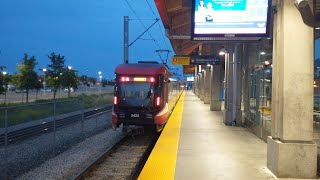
top-left (98, 71), bottom-right (102, 93)
top-left (67, 66), bottom-right (72, 97)
top-left (98, 71), bottom-right (102, 79)
top-left (41, 68), bottom-right (47, 96)
top-left (2, 71), bottom-right (7, 104)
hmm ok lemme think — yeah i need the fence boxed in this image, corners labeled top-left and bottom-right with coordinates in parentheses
top-left (0, 93), bottom-right (113, 179)
top-left (0, 85), bottom-right (114, 105)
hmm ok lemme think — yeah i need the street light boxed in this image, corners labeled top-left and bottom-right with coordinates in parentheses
top-left (2, 71), bottom-right (7, 104)
top-left (42, 68), bottom-right (47, 95)
top-left (98, 71), bottom-right (102, 93)
top-left (68, 66), bottom-right (72, 70)
top-left (98, 71), bottom-right (102, 80)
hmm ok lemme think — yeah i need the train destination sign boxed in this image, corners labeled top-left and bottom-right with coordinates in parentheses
top-left (190, 55), bottom-right (220, 65)
top-left (171, 56), bottom-right (190, 65)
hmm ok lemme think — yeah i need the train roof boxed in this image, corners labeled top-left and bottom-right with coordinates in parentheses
top-left (115, 63), bottom-right (170, 76)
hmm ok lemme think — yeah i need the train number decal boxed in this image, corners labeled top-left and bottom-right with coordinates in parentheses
top-left (131, 114), bottom-right (139, 118)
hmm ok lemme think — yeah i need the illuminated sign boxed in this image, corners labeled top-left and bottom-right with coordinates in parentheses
top-left (187, 76), bottom-right (195, 82)
top-left (171, 56), bottom-right (190, 65)
top-left (190, 55), bottom-right (220, 65)
top-left (191, 0), bottom-right (272, 41)
top-left (133, 77), bottom-right (147, 82)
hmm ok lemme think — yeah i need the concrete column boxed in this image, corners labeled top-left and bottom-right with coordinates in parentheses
top-left (234, 44), bottom-right (242, 125)
top-left (204, 67), bottom-right (211, 104)
top-left (200, 66), bottom-right (205, 101)
top-left (210, 64), bottom-right (221, 111)
top-left (194, 66), bottom-right (198, 95)
top-left (267, 1), bottom-right (317, 179)
top-left (224, 46), bottom-right (234, 125)
top-left (199, 71), bottom-right (204, 101)
top-left (197, 65), bottom-right (202, 98)
top-left (196, 75), bottom-right (200, 97)
top-left (223, 44), bottom-right (242, 125)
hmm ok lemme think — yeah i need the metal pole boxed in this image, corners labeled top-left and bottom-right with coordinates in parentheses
top-left (44, 74), bottom-right (46, 97)
top-left (53, 101), bottom-right (56, 156)
top-left (232, 45), bottom-right (237, 125)
top-left (81, 95), bottom-right (84, 136)
top-left (124, 16), bottom-right (129, 64)
top-left (4, 108), bottom-right (8, 180)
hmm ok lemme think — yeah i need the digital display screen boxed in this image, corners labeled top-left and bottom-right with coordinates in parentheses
top-left (191, 0), bottom-right (271, 41)
top-left (187, 77), bottom-right (195, 82)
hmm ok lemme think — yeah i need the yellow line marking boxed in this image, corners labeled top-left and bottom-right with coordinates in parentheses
top-left (138, 92), bottom-right (185, 180)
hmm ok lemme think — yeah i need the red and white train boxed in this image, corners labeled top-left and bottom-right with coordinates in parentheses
top-left (112, 61), bottom-right (182, 132)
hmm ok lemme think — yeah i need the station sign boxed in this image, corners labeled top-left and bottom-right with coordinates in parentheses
top-left (171, 56), bottom-right (190, 65)
top-left (190, 55), bottom-right (220, 65)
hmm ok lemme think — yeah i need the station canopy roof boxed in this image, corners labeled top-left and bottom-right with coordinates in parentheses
top-left (316, 0), bottom-right (320, 38)
top-left (154, 0), bottom-right (225, 74)
top-left (154, 0), bottom-right (320, 63)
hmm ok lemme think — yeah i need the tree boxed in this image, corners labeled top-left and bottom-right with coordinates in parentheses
top-left (61, 67), bottom-right (79, 97)
top-left (46, 52), bottom-right (65, 99)
top-left (0, 66), bottom-right (6, 95)
top-left (14, 54), bottom-right (40, 103)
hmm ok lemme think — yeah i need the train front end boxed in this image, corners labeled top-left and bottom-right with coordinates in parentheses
top-left (112, 67), bottom-right (168, 132)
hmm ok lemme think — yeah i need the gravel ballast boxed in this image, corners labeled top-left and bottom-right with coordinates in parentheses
top-left (0, 110), bottom-right (124, 179)
top-left (17, 127), bottom-right (123, 180)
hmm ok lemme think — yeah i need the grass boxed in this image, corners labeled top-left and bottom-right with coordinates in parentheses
top-left (0, 93), bottom-right (113, 128)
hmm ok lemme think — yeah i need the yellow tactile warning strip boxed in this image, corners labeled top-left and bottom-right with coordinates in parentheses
top-left (138, 91), bottom-right (185, 180)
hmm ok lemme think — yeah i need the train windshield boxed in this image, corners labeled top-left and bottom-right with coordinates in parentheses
top-left (119, 82), bottom-right (154, 108)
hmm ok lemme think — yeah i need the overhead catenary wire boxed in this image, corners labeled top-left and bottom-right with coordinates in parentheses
top-left (129, 18), bottom-right (160, 47)
top-left (145, 0), bottom-right (157, 17)
top-left (145, 0), bottom-right (170, 50)
top-left (124, 0), bottom-right (161, 49)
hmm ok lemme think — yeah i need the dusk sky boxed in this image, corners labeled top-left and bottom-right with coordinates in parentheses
top-left (0, 1), bottom-right (319, 80)
top-left (0, 0), bottom-right (176, 79)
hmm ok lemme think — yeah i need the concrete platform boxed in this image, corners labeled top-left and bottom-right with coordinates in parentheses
top-left (139, 91), bottom-right (319, 180)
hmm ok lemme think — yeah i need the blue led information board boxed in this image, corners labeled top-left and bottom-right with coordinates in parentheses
top-left (191, 0), bottom-right (272, 41)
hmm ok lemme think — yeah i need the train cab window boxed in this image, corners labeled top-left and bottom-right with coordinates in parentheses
top-left (119, 82), bottom-right (154, 108)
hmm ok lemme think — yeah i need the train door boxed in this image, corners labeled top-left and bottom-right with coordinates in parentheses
top-left (157, 74), bottom-right (167, 106)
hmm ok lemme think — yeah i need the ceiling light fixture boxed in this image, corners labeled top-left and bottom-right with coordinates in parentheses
top-left (219, 46), bottom-right (226, 55)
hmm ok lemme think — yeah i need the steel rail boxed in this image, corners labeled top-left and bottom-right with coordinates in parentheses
top-left (71, 131), bottom-right (158, 180)
top-left (72, 135), bottom-right (128, 180)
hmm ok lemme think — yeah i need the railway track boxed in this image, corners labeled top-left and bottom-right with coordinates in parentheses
top-left (0, 105), bottom-right (113, 145)
top-left (73, 129), bottom-right (158, 180)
